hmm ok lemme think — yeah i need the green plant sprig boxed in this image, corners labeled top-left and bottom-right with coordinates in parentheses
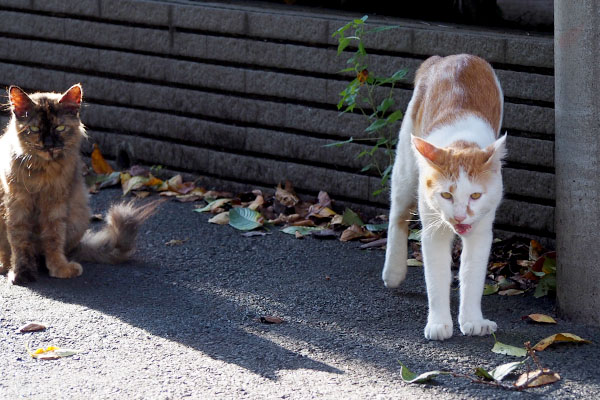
top-left (332, 15), bottom-right (406, 196)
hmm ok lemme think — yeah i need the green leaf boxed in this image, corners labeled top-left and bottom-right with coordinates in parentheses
top-left (360, 164), bottom-right (372, 172)
top-left (475, 360), bottom-right (525, 382)
top-left (483, 283), bottom-right (499, 296)
top-left (281, 226), bottom-right (323, 236)
top-left (365, 119), bottom-right (387, 133)
top-left (194, 198), bottom-right (231, 213)
top-left (474, 367), bottom-right (495, 381)
top-left (342, 208), bottom-right (364, 226)
top-left (491, 337), bottom-right (527, 357)
top-left (390, 69), bottom-right (408, 81)
top-left (337, 37), bottom-right (351, 55)
top-left (542, 256), bottom-right (556, 274)
top-left (386, 109), bottom-right (404, 125)
top-left (377, 98), bottom-right (394, 113)
top-left (408, 229), bottom-right (421, 241)
top-left (534, 274), bottom-right (556, 298)
top-left (228, 208), bottom-right (264, 231)
top-left (490, 360), bottom-right (527, 381)
top-left (358, 41), bottom-right (366, 56)
top-left (365, 223), bottom-right (388, 232)
top-left (324, 137), bottom-right (353, 147)
top-left (399, 362), bottom-right (448, 384)
top-left (371, 188), bottom-right (385, 197)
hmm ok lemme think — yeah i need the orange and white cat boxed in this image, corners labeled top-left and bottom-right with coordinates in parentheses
top-left (382, 54), bottom-right (506, 340)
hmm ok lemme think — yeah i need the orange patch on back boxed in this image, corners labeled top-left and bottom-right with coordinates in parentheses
top-left (411, 54), bottom-right (503, 139)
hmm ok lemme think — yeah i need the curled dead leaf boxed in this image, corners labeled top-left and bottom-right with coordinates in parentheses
top-left (340, 224), bottom-right (374, 242)
top-left (275, 182), bottom-right (299, 207)
top-left (208, 212), bottom-right (230, 225)
top-left (524, 314), bottom-right (557, 324)
top-left (514, 369), bottom-right (560, 388)
top-left (165, 239), bottom-right (188, 246)
top-left (91, 144), bottom-right (114, 174)
top-left (18, 322), bottom-right (47, 333)
top-left (533, 332), bottom-right (591, 351)
top-left (247, 195), bottom-right (265, 211)
top-left (259, 316), bottom-right (285, 324)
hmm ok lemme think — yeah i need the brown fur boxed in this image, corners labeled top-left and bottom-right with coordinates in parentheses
top-left (0, 85), bottom-right (156, 285)
top-left (412, 54), bottom-right (502, 137)
top-left (411, 55), bottom-right (503, 184)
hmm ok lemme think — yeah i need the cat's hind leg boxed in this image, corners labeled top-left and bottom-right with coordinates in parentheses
top-left (382, 106), bottom-right (418, 288)
top-left (0, 215), bottom-right (11, 275)
top-left (458, 214), bottom-right (497, 336)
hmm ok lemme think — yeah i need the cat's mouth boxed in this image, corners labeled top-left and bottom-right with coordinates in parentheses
top-left (37, 148), bottom-right (64, 161)
top-left (454, 223), bottom-right (472, 235)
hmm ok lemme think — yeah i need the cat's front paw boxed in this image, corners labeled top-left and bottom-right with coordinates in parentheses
top-left (382, 260), bottom-right (407, 288)
top-left (8, 269), bottom-right (37, 285)
top-left (460, 319), bottom-right (497, 336)
top-left (48, 261), bottom-right (83, 279)
top-left (424, 321), bottom-right (453, 341)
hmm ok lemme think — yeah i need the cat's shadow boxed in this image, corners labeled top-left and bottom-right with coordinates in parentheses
top-left (24, 190), bottom-right (434, 381)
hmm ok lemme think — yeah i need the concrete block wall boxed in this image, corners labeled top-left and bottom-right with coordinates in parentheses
top-left (0, 0), bottom-right (555, 239)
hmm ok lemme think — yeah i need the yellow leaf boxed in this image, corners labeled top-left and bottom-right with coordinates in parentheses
top-left (208, 212), bottom-right (230, 225)
top-left (515, 369), bottom-right (560, 388)
top-left (91, 144), bottom-right (114, 174)
top-left (247, 195), bottom-right (264, 211)
top-left (406, 258), bottom-right (423, 267)
top-left (275, 182), bottom-right (299, 207)
top-left (330, 214), bottom-right (344, 225)
top-left (527, 314), bottom-right (556, 324)
top-left (533, 332), bottom-right (591, 351)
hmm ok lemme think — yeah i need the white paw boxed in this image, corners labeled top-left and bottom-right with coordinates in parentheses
top-left (460, 319), bottom-right (497, 336)
top-left (424, 321), bottom-right (453, 341)
top-left (382, 269), bottom-right (405, 288)
top-left (382, 262), bottom-right (406, 288)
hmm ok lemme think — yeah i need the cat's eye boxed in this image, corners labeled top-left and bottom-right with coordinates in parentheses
top-left (29, 126), bottom-right (39, 132)
top-left (470, 192), bottom-right (482, 200)
top-left (55, 125), bottom-right (66, 132)
top-left (440, 192), bottom-right (453, 200)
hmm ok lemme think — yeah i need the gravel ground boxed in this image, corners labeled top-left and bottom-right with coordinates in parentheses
top-left (1, 188), bottom-right (599, 399)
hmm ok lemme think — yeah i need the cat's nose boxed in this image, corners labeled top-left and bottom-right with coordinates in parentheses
top-left (454, 215), bottom-right (466, 223)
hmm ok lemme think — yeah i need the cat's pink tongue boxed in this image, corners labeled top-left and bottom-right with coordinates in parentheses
top-left (455, 224), bottom-right (472, 235)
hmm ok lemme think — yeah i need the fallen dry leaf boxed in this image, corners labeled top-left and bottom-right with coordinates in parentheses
top-left (360, 238), bottom-right (387, 249)
top-left (18, 323), bottom-right (47, 333)
top-left (533, 332), bottom-right (591, 351)
top-left (514, 369), bottom-right (560, 388)
top-left (28, 345), bottom-right (79, 360)
top-left (294, 231), bottom-right (304, 239)
top-left (91, 143), bottom-right (114, 174)
top-left (133, 191), bottom-right (151, 199)
top-left (247, 195), bottom-right (265, 211)
top-left (498, 289), bottom-right (525, 296)
top-left (276, 182), bottom-right (299, 207)
top-left (524, 314), bottom-right (557, 324)
top-left (259, 316), bottom-right (285, 324)
top-left (165, 239), bottom-right (188, 246)
top-left (208, 212), bottom-right (230, 225)
top-left (340, 224), bottom-right (374, 242)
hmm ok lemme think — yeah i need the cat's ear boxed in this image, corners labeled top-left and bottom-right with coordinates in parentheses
top-left (59, 84), bottom-right (83, 112)
top-left (484, 133), bottom-right (507, 164)
top-left (412, 136), bottom-right (444, 166)
top-left (8, 86), bottom-right (34, 118)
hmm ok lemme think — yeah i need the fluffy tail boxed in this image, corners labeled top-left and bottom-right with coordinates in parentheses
top-left (72, 201), bottom-right (159, 264)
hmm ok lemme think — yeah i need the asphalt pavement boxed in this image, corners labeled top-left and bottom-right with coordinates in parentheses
top-left (1, 188), bottom-right (599, 399)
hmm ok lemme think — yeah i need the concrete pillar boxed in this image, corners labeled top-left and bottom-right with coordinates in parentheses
top-left (554, 1), bottom-right (600, 324)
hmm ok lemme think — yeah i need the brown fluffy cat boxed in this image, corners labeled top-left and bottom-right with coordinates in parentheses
top-left (0, 84), bottom-right (156, 285)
